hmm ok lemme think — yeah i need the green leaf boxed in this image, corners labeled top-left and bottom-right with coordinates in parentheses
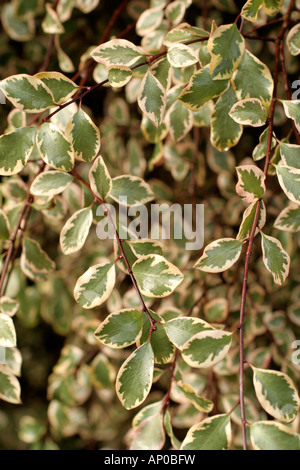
top-left (279, 142), bottom-right (300, 169)
top-left (139, 311), bottom-right (175, 364)
top-left (74, 261), bottom-right (116, 309)
top-left (241, 0), bottom-right (263, 22)
top-left (0, 210), bottom-right (10, 240)
top-left (252, 366), bottom-right (300, 422)
top-left (89, 156), bottom-right (112, 200)
top-left (30, 171), bottom-right (73, 197)
top-left (164, 317), bottom-right (214, 349)
top-left (0, 366), bottom-right (21, 404)
top-left (90, 39), bottom-right (145, 67)
top-left (207, 23), bottom-right (245, 80)
top-left (65, 108), bottom-right (101, 163)
top-left (237, 200), bottom-right (266, 240)
top-left (136, 7), bottom-right (164, 36)
top-left (287, 23), bottom-right (300, 56)
top-left (108, 66), bottom-right (132, 88)
top-left (138, 70), bottom-right (166, 127)
top-left (210, 86), bottom-right (243, 151)
top-left (181, 330), bottom-right (232, 368)
top-left (236, 165), bottom-right (266, 203)
top-left (34, 72), bottom-right (78, 105)
top-left (0, 127), bottom-right (36, 176)
top-left (274, 203), bottom-right (300, 232)
top-left (167, 44), bottom-right (198, 68)
top-left (164, 409), bottom-right (181, 450)
top-left (275, 164), bottom-right (300, 205)
top-left (60, 207), bottom-right (93, 255)
top-left (91, 353), bottom-right (115, 388)
top-left (177, 381), bottom-right (214, 413)
top-left (130, 410), bottom-right (165, 450)
top-left (151, 57), bottom-right (172, 90)
top-left (181, 414), bottom-right (231, 450)
top-left (261, 232), bottom-right (290, 285)
top-left (0, 314), bottom-right (16, 348)
top-left (178, 66), bottom-right (229, 112)
top-left (20, 238), bottom-right (55, 281)
top-left (204, 298), bottom-right (229, 323)
top-left (232, 50), bottom-right (273, 109)
top-left (229, 98), bottom-right (267, 127)
top-left (262, 0), bottom-right (283, 16)
top-left (280, 100), bottom-right (300, 133)
top-left (116, 341), bottom-right (154, 410)
top-left (250, 421), bottom-right (300, 450)
top-left (42, 3), bottom-right (64, 33)
top-left (0, 74), bottom-right (54, 112)
top-left (110, 175), bottom-right (154, 207)
top-left (36, 123), bottom-right (74, 172)
top-left (94, 308), bottom-right (143, 348)
top-left (253, 128), bottom-right (277, 161)
top-left (18, 416), bottom-right (47, 444)
top-left (194, 238), bottom-right (243, 273)
top-left (132, 254), bottom-right (184, 298)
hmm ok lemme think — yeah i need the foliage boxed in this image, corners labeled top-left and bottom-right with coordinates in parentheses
top-left (0, 0), bottom-right (299, 451)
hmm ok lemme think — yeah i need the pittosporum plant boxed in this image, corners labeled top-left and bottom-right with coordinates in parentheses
top-left (0, 0), bottom-right (299, 451)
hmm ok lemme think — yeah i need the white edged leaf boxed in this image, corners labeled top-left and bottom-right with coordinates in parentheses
top-left (94, 308), bottom-right (143, 348)
top-left (287, 23), bottom-right (300, 56)
top-left (165, 99), bottom-right (194, 142)
top-left (0, 127), bottom-right (36, 176)
top-left (136, 7), bottom-right (164, 36)
top-left (0, 210), bottom-right (10, 240)
top-left (74, 261), bottom-right (116, 309)
top-left (261, 232), bottom-right (290, 285)
top-left (274, 203), bottom-right (300, 232)
top-left (236, 165), bottom-right (266, 203)
top-left (138, 70), bottom-right (167, 127)
top-left (90, 39), bottom-right (145, 67)
top-left (110, 175), bottom-right (154, 207)
top-left (65, 108), bottom-right (101, 163)
top-left (181, 329), bottom-right (232, 368)
top-left (30, 171), bottom-right (73, 197)
top-left (167, 44), bottom-right (198, 68)
top-left (181, 414), bottom-right (231, 450)
top-left (42, 3), bottom-right (65, 34)
top-left (241, 0), bottom-right (263, 22)
top-left (108, 66), bottom-right (133, 88)
top-left (229, 98), bottom-right (267, 127)
top-left (252, 366), bottom-right (300, 422)
top-left (250, 421), bottom-right (300, 450)
top-left (36, 122), bottom-right (74, 172)
top-left (116, 341), bottom-right (154, 410)
top-left (34, 71), bottom-right (78, 105)
top-left (89, 155), bottom-right (112, 200)
top-left (139, 311), bottom-right (175, 364)
top-left (0, 314), bottom-right (16, 348)
top-left (132, 254), bottom-right (184, 298)
top-left (280, 100), bottom-right (300, 133)
top-left (60, 207), bottom-right (93, 255)
top-left (0, 365), bottom-right (21, 404)
top-left (275, 164), bottom-right (300, 205)
top-left (262, 0), bottom-right (284, 16)
top-left (164, 317), bottom-right (214, 349)
top-left (237, 200), bottom-right (266, 240)
top-left (279, 142), bottom-right (300, 169)
top-left (194, 238), bottom-right (243, 273)
top-left (20, 237), bottom-right (55, 281)
top-left (0, 297), bottom-right (19, 317)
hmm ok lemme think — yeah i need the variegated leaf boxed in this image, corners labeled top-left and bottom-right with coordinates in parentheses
top-left (177, 382), bottom-right (214, 413)
top-left (36, 123), bottom-right (74, 172)
top-left (262, 0), bottom-right (283, 16)
top-left (65, 108), bottom-right (100, 162)
top-left (30, 171), bottom-right (73, 197)
top-left (207, 23), bottom-right (245, 80)
top-left (274, 203), bottom-right (300, 232)
top-left (2, 4), bottom-right (35, 42)
top-left (181, 414), bottom-right (231, 450)
top-left (139, 311), bottom-right (175, 364)
top-left (60, 207), bottom-right (93, 255)
top-left (250, 421), bottom-right (300, 450)
top-left (89, 155), bottom-right (112, 200)
top-left (90, 39), bottom-right (145, 67)
top-left (110, 175), bottom-right (154, 207)
top-left (116, 341), bottom-right (154, 410)
top-left (236, 165), bottom-right (266, 203)
top-left (252, 366), bottom-right (300, 422)
top-left (136, 7), bottom-right (164, 36)
top-left (0, 314), bottom-right (16, 348)
top-left (132, 254), bottom-right (184, 298)
top-left (287, 23), bottom-right (300, 56)
top-left (0, 127), bottom-right (36, 176)
top-left (280, 100), bottom-right (300, 133)
top-left (21, 238), bottom-right (55, 281)
top-left (178, 66), bottom-right (229, 112)
top-left (237, 200), bottom-right (266, 240)
top-left (0, 210), bottom-right (10, 240)
top-left (164, 317), bottom-right (214, 349)
top-left (229, 98), bottom-right (267, 127)
top-left (76, 0), bottom-right (100, 14)
top-left (253, 128), bottom-right (277, 161)
top-left (232, 50), bottom-right (273, 109)
top-left (74, 261), bottom-right (116, 309)
top-left (165, 99), bottom-right (193, 142)
top-left (210, 87), bottom-right (243, 151)
top-left (0, 365), bottom-right (21, 404)
top-left (279, 142), bottom-right (300, 169)
top-left (241, 0), bottom-right (263, 22)
top-left (0, 74), bottom-right (54, 112)
top-left (138, 70), bottom-right (166, 127)
top-left (0, 297), bottom-right (19, 317)
top-left (194, 238), bottom-right (243, 273)
top-left (181, 330), bottom-right (232, 368)
top-left (261, 232), bottom-right (290, 285)
top-left (34, 71), bottom-right (78, 105)
top-left (167, 44), bottom-right (198, 68)
top-left (165, 1), bottom-right (186, 25)
top-left (108, 66), bottom-right (132, 88)
top-left (42, 3), bottom-right (65, 34)
top-left (275, 164), bottom-right (300, 205)
top-left (94, 308), bottom-right (143, 348)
